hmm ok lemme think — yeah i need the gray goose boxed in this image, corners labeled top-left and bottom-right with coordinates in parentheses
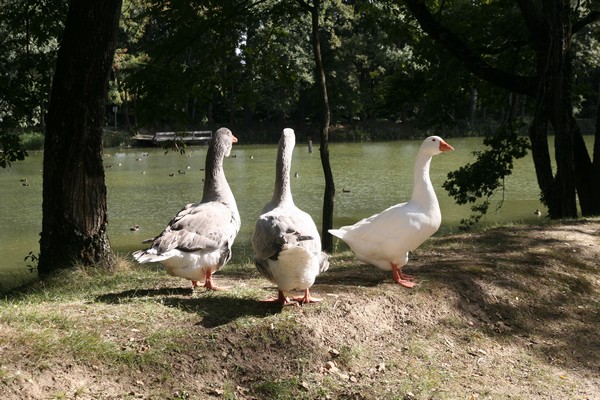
top-left (133, 127), bottom-right (240, 290)
top-left (252, 128), bottom-right (329, 304)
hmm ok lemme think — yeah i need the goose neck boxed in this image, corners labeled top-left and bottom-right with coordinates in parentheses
top-left (272, 143), bottom-right (294, 206)
top-left (410, 152), bottom-right (438, 207)
top-left (202, 147), bottom-right (234, 204)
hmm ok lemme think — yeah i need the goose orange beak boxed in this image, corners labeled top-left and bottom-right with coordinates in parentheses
top-left (232, 135), bottom-right (238, 143)
top-left (439, 139), bottom-right (453, 152)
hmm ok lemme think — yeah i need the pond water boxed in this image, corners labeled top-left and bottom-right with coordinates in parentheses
top-left (2, 135), bottom-right (584, 285)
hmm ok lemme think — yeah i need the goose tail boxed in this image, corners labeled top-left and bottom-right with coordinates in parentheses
top-left (132, 249), bottom-right (169, 263)
top-left (328, 228), bottom-right (347, 239)
top-left (318, 252), bottom-right (330, 273)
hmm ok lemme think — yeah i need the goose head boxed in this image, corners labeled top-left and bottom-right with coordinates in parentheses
top-left (213, 127), bottom-right (238, 158)
top-left (280, 128), bottom-right (295, 154)
top-left (421, 136), bottom-right (454, 156)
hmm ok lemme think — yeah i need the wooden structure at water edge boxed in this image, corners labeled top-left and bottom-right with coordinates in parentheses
top-left (131, 131), bottom-right (213, 147)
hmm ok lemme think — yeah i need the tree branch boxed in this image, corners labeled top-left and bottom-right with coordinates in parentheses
top-left (402, 0), bottom-right (537, 97)
top-left (573, 10), bottom-right (600, 34)
top-left (295, 0), bottom-right (314, 13)
top-left (515, 0), bottom-right (544, 46)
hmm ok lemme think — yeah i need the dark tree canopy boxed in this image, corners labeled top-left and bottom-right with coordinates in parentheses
top-left (403, 0), bottom-right (600, 219)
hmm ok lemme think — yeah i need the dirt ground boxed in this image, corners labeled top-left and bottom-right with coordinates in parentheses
top-left (1, 220), bottom-right (599, 399)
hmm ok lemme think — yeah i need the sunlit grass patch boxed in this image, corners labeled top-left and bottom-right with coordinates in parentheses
top-left (0, 299), bottom-right (192, 372)
top-left (0, 220), bottom-right (598, 399)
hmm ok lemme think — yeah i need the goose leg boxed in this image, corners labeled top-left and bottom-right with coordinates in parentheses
top-left (391, 263), bottom-right (416, 288)
top-left (292, 288), bottom-right (322, 304)
top-left (203, 270), bottom-right (229, 291)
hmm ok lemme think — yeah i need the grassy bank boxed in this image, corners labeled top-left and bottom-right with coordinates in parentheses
top-left (1, 220), bottom-right (598, 399)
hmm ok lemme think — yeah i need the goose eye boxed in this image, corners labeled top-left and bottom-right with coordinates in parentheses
top-left (431, 138), bottom-right (437, 142)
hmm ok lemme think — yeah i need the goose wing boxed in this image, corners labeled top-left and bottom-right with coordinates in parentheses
top-left (252, 211), bottom-right (316, 261)
top-left (152, 201), bottom-right (240, 254)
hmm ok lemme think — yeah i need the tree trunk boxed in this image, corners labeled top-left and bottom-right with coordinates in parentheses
top-left (469, 87), bottom-right (477, 128)
top-left (569, 63), bottom-right (600, 215)
top-left (123, 90), bottom-right (132, 131)
top-left (529, 0), bottom-right (600, 217)
top-left (207, 100), bottom-right (214, 126)
top-left (528, 114), bottom-right (557, 213)
top-left (115, 75), bottom-right (131, 131)
top-left (309, 0), bottom-right (335, 252)
top-left (571, 115), bottom-right (599, 215)
top-left (591, 99), bottom-right (600, 213)
top-left (229, 80), bottom-right (236, 126)
top-left (534, 1), bottom-right (577, 218)
top-left (39, 0), bottom-right (122, 275)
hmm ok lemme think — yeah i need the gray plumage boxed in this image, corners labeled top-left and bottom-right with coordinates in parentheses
top-left (133, 128), bottom-right (240, 289)
top-left (251, 128), bottom-right (328, 303)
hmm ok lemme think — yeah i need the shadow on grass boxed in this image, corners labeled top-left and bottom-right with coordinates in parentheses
top-left (96, 287), bottom-right (283, 328)
top-left (414, 224), bottom-right (600, 375)
top-left (166, 295), bottom-right (283, 328)
top-left (316, 263), bottom-right (389, 288)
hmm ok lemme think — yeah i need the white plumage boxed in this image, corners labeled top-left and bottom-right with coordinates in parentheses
top-left (252, 128), bottom-right (329, 304)
top-left (133, 127), bottom-right (240, 290)
top-left (329, 135), bottom-right (453, 287)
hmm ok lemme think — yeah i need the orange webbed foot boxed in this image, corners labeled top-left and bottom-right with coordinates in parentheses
top-left (193, 271), bottom-right (230, 291)
top-left (292, 289), bottom-right (322, 304)
top-left (260, 290), bottom-right (297, 305)
top-left (392, 263), bottom-right (417, 288)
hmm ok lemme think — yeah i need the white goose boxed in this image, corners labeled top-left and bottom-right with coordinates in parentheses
top-left (133, 128), bottom-right (240, 290)
top-left (252, 128), bottom-right (329, 304)
top-left (329, 136), bottom-right (453, 287)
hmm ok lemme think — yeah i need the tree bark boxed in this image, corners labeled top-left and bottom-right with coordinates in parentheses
top-left (39, 0), bottom-right (122, 275)
top-left (469, 87), bottom-right (477, 127)
top-left (528, 114), bottom-right (556, 211)
top-left (573, 91), bottom-right (600, 215)
top-left (534, 1), bottom-right (577, 217)
top-left (297, 0), bottom-right (335, 252)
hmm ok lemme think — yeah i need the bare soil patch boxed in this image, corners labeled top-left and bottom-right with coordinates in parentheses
top-left (1, 220), bottom-right (598, 399)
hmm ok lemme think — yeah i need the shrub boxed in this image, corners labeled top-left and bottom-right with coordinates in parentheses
top-left (19, 131), bottom-right (45, 150)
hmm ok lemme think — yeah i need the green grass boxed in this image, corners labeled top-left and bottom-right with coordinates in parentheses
top-left (1, 220), bottom-right (598, 399)
top-left (0, 260), bottom-right (192, 373)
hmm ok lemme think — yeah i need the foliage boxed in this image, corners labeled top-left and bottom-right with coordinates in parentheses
top-left (443, 126), bottom-right (530, 229)
top-left (0, 132), bottom-right (28, 168)
top-left (107, 0), bottom-right (532, 133)
top-left (0, 0), bottom-right (596, 138)
top-left (24, 251), bottom-right (39, 274)
top-left (0, 0), bottom-right (68, 130)
top-left (162, 139), bottom-right (187, 155)
top-left (19, 131), bottom-right (45, 150)
top-left (0, 0), bottom-right (66, 166)
top-left (102, 129), bottom-right (133, 148)
top-left (572, 21), bottom-right (600, 119)
top-left (2, 0), bottom-right (599, 139)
